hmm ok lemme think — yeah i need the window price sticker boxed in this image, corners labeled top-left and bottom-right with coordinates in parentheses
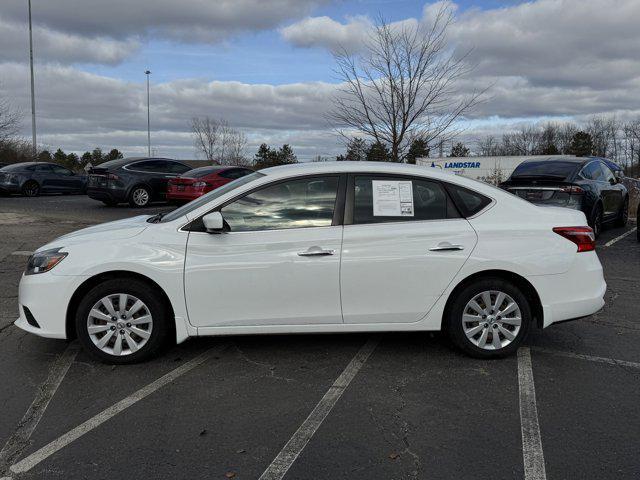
top-left (372, 180), bottom-right (414, 216)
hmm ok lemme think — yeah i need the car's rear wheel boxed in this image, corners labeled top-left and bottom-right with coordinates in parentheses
top-left (615, 198), bottom-right (629, 227)
top-left (590, 203), bottom-right (603, 238)
top-left (129, 186), bottom-right (151, 207)
top-left (445, 278), bottom-right (531, 358)
top-left (22, 180), bottom-right (40, 197)
top-left (75, 279), bottom-right (171, 364)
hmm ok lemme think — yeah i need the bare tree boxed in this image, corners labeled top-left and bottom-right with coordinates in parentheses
top-left (191, 116), bottom-right (248, 165)
top-left (328, 4), bottom-right (483, 162)
top-left (191, 116), bottom-right (220, 164)
top-left (0, 95), bottom-right (22, 143)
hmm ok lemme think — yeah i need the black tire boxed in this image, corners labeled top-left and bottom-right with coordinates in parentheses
top-left (75, 278), bottom-right (172, 364)
top-left (590, 203), bottom-right (603, 238)
top-left (22, 180), bottom-right (40, 197)
top-left (445, 277), bottom-right (532, 359)
top-left (128, 185), bottom-right (152, 207)
top-left (615, 198), bottom-right (629, 227)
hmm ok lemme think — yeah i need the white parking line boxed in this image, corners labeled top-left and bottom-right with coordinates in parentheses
top-left (10, 343), bottom-right (228, 475)
top-left (517, 347), bottom-right (547, 480)
top-left (10, 251), bottom-right (33, 256)
top-left (604, 227), bottom-right (637, 247)
top-left (258, 337), bottom-right (379, 480)
top-left (0, 343), bottom-right (79, 474)
top-left (532, 347), bottom-right (640, 369)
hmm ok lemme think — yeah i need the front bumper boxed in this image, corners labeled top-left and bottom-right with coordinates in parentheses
top-left (527, 251), bottom-right (606, 328)
top-left (14, 272), bottom-right (86, 339)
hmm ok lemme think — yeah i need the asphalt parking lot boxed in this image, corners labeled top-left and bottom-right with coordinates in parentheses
top-left (0, 195), bottom-right (639, 480)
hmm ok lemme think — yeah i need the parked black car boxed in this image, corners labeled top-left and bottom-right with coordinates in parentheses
top-left (500, 156), bottom-right (628, 237)
top-left (87, 157), bottom-right (192, 207)
top-left (0, 162), bottom-right (86, 196)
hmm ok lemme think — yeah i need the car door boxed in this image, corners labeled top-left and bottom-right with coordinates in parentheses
top-left (340, 174), bottom-right (477, 324)
top-left (34, 164), bottom-right (55, 191)
top-left (184, 174), bottom-right (345, 328)
top-left (49, 164), bottom-right (77, 192)
top-left (597, 162), bottom-right (623, 219)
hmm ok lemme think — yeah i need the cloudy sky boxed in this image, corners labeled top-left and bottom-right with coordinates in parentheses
top-left (1, 0), bottom-right (639, 160)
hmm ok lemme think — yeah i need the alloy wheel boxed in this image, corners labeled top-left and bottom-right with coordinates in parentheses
top-left (23, 182), bottom-right (39, 197)
top-left (132, 188), bottom-right (150, 206)
top-left (461, 290), bottom-right (522, 350)
top-left (87, 293), bottom-right (153, 356)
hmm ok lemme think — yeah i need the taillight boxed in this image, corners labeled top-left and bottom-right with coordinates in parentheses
top-left (560, 185), bottom-right (584, 195)
top-left (193, 181), bottom-right (209, 188)
top-left (553, 226), bottom-right (595, 252)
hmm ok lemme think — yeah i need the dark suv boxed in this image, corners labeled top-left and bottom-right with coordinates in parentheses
top-left (500, 156), bottom-right (628, 237)
top-left (87, 157), bottom-right (192, 207)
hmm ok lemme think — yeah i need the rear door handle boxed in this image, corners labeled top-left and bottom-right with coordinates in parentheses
top-left (429, 242), bottom-right (464, 252)
top-left (298, 246), bottom-right (335, 256)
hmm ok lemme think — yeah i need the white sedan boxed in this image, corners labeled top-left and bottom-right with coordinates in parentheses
top-left (15, 162), bottom-right (606, 363)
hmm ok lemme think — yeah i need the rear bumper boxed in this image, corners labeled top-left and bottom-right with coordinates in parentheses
top-left (87, 187), bottom-right (127, 203)
top-left (527, 251), bottom-right (606, 328)
top-left (166, 190), bottom-right (202, 201)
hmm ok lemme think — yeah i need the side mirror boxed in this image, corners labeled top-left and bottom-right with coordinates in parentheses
top-left (614, 171), bottom-right (624, 183)
top-left (202, 211), bottom-right (226, 233)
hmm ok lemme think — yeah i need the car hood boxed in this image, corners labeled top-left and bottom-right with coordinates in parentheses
top-left (38, 215), bottom-right (150, 251)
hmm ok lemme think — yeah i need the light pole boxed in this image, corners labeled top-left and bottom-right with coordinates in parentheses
top-left (145, 70), bottom-right (151, 157)
top-left (28, 0), bottom-right (37, 156)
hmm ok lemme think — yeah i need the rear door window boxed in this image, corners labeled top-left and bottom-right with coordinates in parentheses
top-left (352, 175), bottom-right (456, 224)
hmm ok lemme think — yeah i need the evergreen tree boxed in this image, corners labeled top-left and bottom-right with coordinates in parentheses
top-left (405, 138), bottom-right (429, 164)
top-left (38, 150), bottom-right (52, 162)
top-left (366, 141), bottom-right (391, 162)
top-left (105, 148), bottom-right (123, 161)
top-left (91, 147), bottom-right (104, 165)
top-left (344, 138), bottom-right (368, 162)
top-left (568, 131), bottom-right (593, 157)
top-left (277, 144), bottom-right (297, 164)
top-left (448, 142), bottom-right (470, 157)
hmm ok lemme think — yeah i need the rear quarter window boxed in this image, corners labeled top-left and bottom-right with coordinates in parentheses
top-left (444, 183), bottom-right (492, 217)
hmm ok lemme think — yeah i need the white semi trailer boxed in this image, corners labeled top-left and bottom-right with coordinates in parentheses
top-left (416, 155), bottom-right (576, 184)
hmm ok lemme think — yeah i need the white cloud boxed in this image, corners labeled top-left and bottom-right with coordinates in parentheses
top-left (280, 16), bottom-right (371, 52)
top-left (1, 0), bottom-right (329, 44)
top-left (0, 17), bottom-right (138, 65)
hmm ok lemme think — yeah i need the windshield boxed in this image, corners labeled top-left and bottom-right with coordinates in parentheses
top-left (510, 161), bottom-right (578, 179)
top-left (161, 171), bottom-right (265, 222)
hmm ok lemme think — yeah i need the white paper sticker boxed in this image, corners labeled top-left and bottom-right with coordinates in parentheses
top-left (372, 180), bottom-right (414, 216)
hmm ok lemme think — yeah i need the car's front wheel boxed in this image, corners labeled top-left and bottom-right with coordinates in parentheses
top-left (445, 278), bottom-right (531, 358)
top-left (75, 278), bottom-right (171, 364)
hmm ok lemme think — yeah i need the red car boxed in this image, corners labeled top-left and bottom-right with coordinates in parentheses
top-left (166, 165), bottom-right (254, 203)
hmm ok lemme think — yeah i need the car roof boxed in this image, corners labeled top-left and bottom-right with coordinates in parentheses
top-left (97, 157), bottom-right (182, 168)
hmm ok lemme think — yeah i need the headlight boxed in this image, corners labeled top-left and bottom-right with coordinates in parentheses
top-left (25, 248), bottom-right (68, 275)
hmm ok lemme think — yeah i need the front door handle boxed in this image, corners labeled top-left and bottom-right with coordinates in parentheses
top-left (298, 246), bottom-right (335, 256)
top-left (429, 242), bottom-right (464, 252)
